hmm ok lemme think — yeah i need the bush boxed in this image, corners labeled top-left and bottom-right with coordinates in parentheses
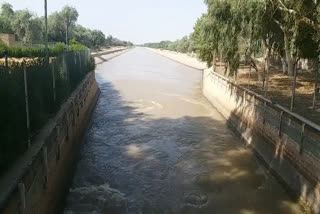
top-left (51, 42), bottom-right (66, 56)
top-left (0, 41), bottom-right (88, 58)
top-left (69, 39), bottom-right (88, 52)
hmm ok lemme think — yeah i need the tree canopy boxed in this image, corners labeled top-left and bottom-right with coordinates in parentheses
top-left (145, 0), bottom-right (320, 78)
top-left (0, 3), bottom-right (133, 49)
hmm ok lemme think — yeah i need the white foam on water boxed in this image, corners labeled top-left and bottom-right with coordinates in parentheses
top-left (63, 184), bottom-right (128, 214)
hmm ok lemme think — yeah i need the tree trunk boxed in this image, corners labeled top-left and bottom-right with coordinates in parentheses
top-left (248, 66), bottom-right (251, 89)
top-left (212, 51), bottom-right (216, 72)
top-left (220, 52), bottom-right (223, 72)
top-left (258, 69), bottom-right (263, 83)
top-left (281, 56), bottom-right (287, 74)
top-left (44, 0), bottom-right (49, 62)
top-left (66, 24), bottom-right (69, 47)
top-left (284, 31), bottom-right (294, 76)
top-left (225, 63), bottom-right (229, 76)
top-left (264, 46), bottom-right (271, 97)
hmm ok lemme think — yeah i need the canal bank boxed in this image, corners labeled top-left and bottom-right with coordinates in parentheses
top-left (63, 47), bottom-right (305, 214)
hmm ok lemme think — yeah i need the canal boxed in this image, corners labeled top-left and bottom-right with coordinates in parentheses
top-left (63, 48), bottom-right (304, 214)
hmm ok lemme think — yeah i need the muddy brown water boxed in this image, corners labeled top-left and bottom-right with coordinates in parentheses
top-left (63, 48), bottom-right (304, 214)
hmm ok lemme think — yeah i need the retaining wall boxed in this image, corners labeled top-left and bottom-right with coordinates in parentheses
top-left (203, 69), bottom-right (320, 213)
top-left (0, 71), bottom-right (100, 214)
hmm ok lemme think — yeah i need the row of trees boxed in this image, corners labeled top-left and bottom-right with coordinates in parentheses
top-left (192, 0), bottom-right (319, 76)
top-left (144, 36), bottom-right (195, 53)
top-left (145, 0), bottom-right (320, 111)
top-left (195, 0), bottom-right (320, 110)
top-left (0, 3), bottom-right (133, 49)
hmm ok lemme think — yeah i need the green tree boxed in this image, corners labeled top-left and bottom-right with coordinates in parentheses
top-left (48, 12), bottom-right (65, 43)
top-left (0, 3), bottom-right (14, 33)
top-left (73, 25), bottom-right (93, 47)
top-left (11, 10), bottom-right (43, 44)
top-left (61, 6), bottom-right (78, 47)
top-left (91, 30), bottom-right (106, 47)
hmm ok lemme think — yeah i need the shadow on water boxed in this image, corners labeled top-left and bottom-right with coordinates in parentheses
top-left (62, 48), bottom-right (304, 214)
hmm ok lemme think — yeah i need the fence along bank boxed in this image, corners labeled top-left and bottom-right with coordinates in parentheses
top-left (0, 49), bottom-right (101, 214)
top-left (203, 68), bottom-right (320, 213)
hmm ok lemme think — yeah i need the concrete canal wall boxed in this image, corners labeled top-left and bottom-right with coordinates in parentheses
top-left (203, 69), bottom-right (320, 213)
top-left (0, 71), bottom-right (100, 214)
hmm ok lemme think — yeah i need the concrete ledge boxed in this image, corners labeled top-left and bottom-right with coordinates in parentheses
top-left (91, 47), bottom-right (129, 57)
top-left (93, 48), bottom-right (132, 65)
top-left (203, 69), bottom-right (320, 213)
top-left (0, 71), bottom-right (100, 214)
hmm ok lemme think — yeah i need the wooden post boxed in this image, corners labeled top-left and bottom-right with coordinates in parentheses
top-left (44, 0), bottom-right (49, 62)
top-left (5, 51), bottom-right (8, 72)
top-left (56, 143), bottom-right (61, 161)
top-left (78, 52), bottom-right (82, 75)
top-left (18, 183), bottom-right (26, 214)
top-left (43, 147), bottom-right (48, 188)
top-left (52, 63), bottom-right (56, 103)
top-left (299, 123), bottom-right (306, 154)
top-left (248, 66), bottom-right (251, 90)
top-left (278, 111), bottom-right (284, 137)
top-left (220, 52), bottom-right (223, 73)
top-left (263, 101), bottom-right (267, 125)
top-left (63, 54), bottom-right (68, 81)
top-left (23, 65), bottom-right (31, 148)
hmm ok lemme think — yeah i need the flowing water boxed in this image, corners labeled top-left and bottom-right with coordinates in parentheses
top-left (63, 48), bottom-right (304, 214)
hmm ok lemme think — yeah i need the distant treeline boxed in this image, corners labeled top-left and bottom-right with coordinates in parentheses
top-left (0, 3), bottom-right (133, 49)
top-left (143, 36), bottom-right (195, 53)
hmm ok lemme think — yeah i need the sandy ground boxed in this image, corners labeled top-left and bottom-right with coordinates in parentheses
top-left (148, 48), bottom-right (207, 70)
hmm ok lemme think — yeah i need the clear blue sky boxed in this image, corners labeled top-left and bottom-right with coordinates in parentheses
top-left (4, 0), bottom-right (207, 44)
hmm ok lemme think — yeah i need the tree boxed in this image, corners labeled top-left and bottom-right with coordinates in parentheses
top-left (73, 25), bottom-right (93, 47)
top-left (61, 6), bottom-right (78, 47)
top-left (11, 10), bottom-right (43, 44)
top-left (0, 3), bottom-right (14, 33)
top-left (91, 30), bottom-right (106, 47)
top-left (1, 3), bottom-right (13, 17)
top-left (0, 2), bottom-right (129, 49)
top-left (48, 12), bottom-right (65, 43)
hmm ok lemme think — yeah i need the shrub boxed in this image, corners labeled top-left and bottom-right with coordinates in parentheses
top-left (69, 39), bottom-right (88, 51)
top-left (0, 41), bottom-right (88, 59)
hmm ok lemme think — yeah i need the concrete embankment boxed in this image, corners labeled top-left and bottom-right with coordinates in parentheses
top-left (150, 48), bottom-right (320, 213)
top-left (0, 48), bottom-right (131, 214)
top-left (148, 48), bottom-right (206, 70)
top-left (92, 47), bottom-right (132, 64)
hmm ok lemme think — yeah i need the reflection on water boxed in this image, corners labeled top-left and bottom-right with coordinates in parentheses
top-left (63, 48), bottom-right (304, 214)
